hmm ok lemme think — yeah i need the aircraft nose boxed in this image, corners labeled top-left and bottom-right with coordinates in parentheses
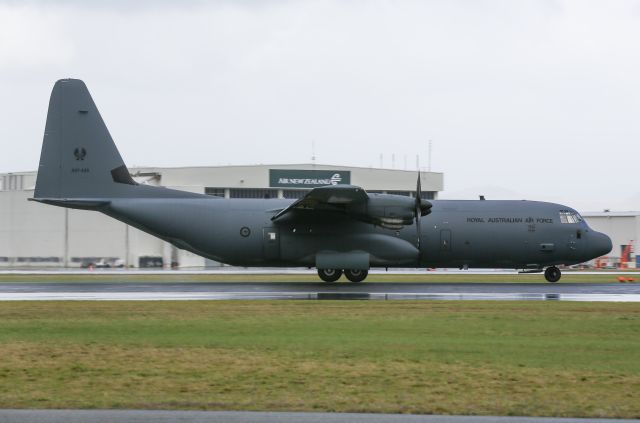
top-left (590, 231), bottom-right (612, 258)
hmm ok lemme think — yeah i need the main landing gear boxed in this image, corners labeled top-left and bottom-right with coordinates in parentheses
top-left (317, 268), bottom-right (369, 283)
top-left (544, 266), bottom-right (561, 283)
top-left (317, 268), bottom-right (342, 282)
top-left (344, 269), bottom-right (368, 283)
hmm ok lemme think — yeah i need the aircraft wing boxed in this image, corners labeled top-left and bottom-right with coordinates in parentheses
top-left (271, 185), bottom-right (369, 221)
top-left (271, 184), bottom-right (430, 230)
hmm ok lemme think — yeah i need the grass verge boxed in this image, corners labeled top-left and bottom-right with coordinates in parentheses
top-left (0, 301), bottom-right (639, 417)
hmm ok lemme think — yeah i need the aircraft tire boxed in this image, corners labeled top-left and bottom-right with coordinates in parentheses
top-left (344, 269), bottom-right (368, 283)
top-left (544, 266), bottom-right (561, 283)
top-left (318, 268), bottom-right (342, 282)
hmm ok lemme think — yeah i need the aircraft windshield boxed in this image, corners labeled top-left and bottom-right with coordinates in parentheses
top-left (559, 210), bottom-right (583, 224)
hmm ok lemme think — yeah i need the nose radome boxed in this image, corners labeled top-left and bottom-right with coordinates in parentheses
top-left (591, 231), bottom-right (612, 258)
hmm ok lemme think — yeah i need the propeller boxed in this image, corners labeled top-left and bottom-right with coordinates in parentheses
top-left (415, 173), bottom-right (422, 251)
top-left (414, 172), bottom-right (432, 254)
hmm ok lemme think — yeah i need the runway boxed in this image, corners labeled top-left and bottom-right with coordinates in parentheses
top-left (0, 410), bottom-right (637, 423)
top-left (0, 281), bottom-right (639, 301)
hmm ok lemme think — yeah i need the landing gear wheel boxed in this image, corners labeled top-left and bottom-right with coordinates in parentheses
top-left (544, 266), bottom-right (561, 283)
top-left (318, 268), bottom-right (342, 283)
top-left (344, 269), bottom-right (368, 283)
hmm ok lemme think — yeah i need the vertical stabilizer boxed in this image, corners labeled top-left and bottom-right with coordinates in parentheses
top-left (34, 79), bottom-right (135, 199)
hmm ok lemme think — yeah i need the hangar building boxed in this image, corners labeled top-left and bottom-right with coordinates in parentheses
top-left (0, 164), bottom-right (443, 268)
top-left (581, 211), bottom-right (640, 268)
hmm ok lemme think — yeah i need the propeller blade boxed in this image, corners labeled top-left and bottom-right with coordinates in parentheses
top-left (416, 209), bottom-right (421, 250)
top-left (415, 172), bottom-right (422, 252)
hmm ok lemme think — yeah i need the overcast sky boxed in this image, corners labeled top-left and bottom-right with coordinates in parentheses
top-left (1, 0), bottom-right (639, 211)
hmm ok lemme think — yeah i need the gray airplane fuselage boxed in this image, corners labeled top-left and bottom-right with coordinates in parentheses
top-left (95, 194), bottom-right (610, 270)
top-left (32, 79), bottom-right (612, 281)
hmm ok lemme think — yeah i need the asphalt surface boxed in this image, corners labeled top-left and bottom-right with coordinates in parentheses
top-left (0, 410), bottom-right (637, 423)
top-left (0, 281), bottom-right (639, 301)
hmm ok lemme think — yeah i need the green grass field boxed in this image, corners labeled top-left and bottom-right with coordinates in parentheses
top-left (0, 301), bottom-right (639, 417)
top-left (0, 271), bottom-right (637, 283)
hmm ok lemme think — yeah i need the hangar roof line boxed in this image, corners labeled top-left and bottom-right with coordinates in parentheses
top-left (581, 211), bottom-right (640, 218)
top-left (1, 164), bottom-right (444, 195)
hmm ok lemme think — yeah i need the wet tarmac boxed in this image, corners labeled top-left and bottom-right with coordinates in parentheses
top-left (0, 281), bottom-right (639, 301)
top-left (0, 410), bottom-right (637, 423)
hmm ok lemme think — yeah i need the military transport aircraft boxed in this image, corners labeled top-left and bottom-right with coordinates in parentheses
top-left (31, 80), bottom-right (612, 283)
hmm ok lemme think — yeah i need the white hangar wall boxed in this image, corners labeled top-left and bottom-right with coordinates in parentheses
top-left (0, 165), bottom-right (444, 269)
top-left (582, 212), bottom-right (640, 267)
top-left (0, 188), bottom-right (166, 268)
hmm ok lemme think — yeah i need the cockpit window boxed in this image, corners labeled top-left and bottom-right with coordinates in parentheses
top-left (559, 210), bottom-right (583, 224)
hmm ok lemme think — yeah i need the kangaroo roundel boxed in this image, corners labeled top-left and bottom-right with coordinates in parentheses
top-left (73, 147), bottom-right (87, 161)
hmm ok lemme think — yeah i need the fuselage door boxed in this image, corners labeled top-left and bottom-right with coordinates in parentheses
top-left (566, 229), bottom-right (585, 262)
top-left (263, 227), bottom-right (280, 261)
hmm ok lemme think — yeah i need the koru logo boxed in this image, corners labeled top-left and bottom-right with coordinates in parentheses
top-left (73, 147), bottom-right (87, 161)
top-left (330, 173), bottom-right (342, 185)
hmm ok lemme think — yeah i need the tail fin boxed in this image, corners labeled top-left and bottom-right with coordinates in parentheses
top-left (34, 79), bottom-right (136, 200)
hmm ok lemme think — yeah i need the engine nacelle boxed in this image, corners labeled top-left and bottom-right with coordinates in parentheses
top-left (346, 194), bottom-right (431, 229)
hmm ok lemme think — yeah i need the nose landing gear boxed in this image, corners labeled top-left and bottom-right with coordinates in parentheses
top-left (544, 266), bottom-right (561, 283)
